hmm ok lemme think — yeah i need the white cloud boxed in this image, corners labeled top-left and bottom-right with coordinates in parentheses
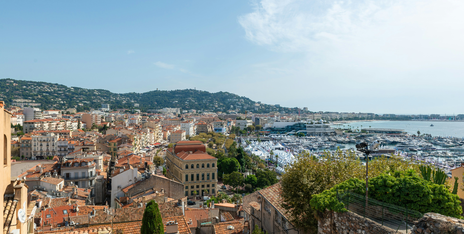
top-left (127, 50), bottom-right (135, 54)
top-left (238, 0), bottom-right (464, 113)
top-left (154, 61), bottom-right (175, 69)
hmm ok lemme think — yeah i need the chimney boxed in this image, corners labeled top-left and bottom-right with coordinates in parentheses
top-left (181, 201), bottom-right (185, 216)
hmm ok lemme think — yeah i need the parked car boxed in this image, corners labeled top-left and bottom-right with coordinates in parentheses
top-left (187, 200), bottom-right (196, 205)
top-left (221, 185), bottom-right (227, 189)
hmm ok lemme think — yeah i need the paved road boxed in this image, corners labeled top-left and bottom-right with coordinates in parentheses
top-left (11, 160), bottom-right (56, 178)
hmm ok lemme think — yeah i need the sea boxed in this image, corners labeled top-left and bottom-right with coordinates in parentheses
top-left (333, 121), bottom-right (464, 138)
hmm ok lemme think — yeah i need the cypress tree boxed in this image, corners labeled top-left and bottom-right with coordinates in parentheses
top-left (141, 200), bottom-right (164, 234)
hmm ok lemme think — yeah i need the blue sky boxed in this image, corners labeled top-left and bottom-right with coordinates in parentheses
top-left (2, 0), bottom-right (464, 114)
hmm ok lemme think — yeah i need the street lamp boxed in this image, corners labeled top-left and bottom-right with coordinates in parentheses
top-left (355, 141), bottom-right (379, 208)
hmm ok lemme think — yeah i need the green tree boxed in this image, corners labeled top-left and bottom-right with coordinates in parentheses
top-left (255, 169), bottom-right (278, 189)
top-left (153, 156), bottom-right (164, 168)
top-left (252, 225), bottom-right (266, 234)
top-left (223, 171), bottom-right (244, 193)
top-left (218, 157), bottom-right (241, 177)
top-left (244, 174), bottom-right (258, 188)
top-left (208, 141), bottom-right (214, 148)
top-left (281, 151), bottom-right (422, 232)
top-left (162, 167), bottom-right (167, 176)
top-left (168, 143), bottom-right (174, 148)
top-left (141, 200), bottom-right (164, 234)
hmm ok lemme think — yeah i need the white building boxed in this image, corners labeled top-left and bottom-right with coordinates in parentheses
top-left (181, 121), bottom-right (195, 137)
top-left (61, 158), bottom-right (97, 192)
top-left (110, 167), bottom-right (141, 208)
top-left (32, 133), bottom-right (58, 159)
top-left (236, 119), bottom-right (253, 130)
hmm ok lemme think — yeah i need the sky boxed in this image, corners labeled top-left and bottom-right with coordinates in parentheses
top-left (2, 0), bottom-right (464, 114)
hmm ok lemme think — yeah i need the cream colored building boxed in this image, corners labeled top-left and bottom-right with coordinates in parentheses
top-left (165, 141), bottom-right (218, 197)
top-left (1, 101), bottom-right (31, 234)
top-left (170, 130), bottom-right (186, 143)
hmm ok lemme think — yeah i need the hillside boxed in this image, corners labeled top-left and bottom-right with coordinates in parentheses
top-left (0, 78), bottom-right (295, 113)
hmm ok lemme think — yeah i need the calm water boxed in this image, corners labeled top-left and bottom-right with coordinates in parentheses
top-left (334, 121), bottom-right (464, 138)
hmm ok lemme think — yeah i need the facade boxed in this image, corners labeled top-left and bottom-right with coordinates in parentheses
top-left (1, 101), bottom-right (30, 234)
top-left (20, 136), bottom-right (32, 159)
top-left (170, 130), bottom-right (186, 143)
top-left (244, 183), bottom-right (301, 234)
top-left (236, 119), bottom-right (253, 130)
top-left (213, 121), bottom-right (227, 134)
top-left (81, 114), bottom-right (101, 129)
top-left (60, 158), bottom-right (97, 191)
top-left (195, 121), bottom-right (209, 134)
top-left (165, 141), bottom-right (218, 197)
top-left (181, 121), bottom-right (196, 137)
top-left (31, 132), bottom-right (58, 159)
top-left (110, 167), bottom-right (141, 208)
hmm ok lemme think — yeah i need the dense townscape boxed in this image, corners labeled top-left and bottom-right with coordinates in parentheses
top-left (1, 88), bottom-right (464, 234)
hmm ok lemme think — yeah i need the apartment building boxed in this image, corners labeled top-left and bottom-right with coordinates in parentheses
top-left (236, 119), bottom-right (253, 130)
top-left (20, 136), bottom-right (32, 159)
top-left (165, 141), bottom-right (218, 197)
top-left (195, 121), bottom-right (209, 134)
top-left (170, 130), bottom-right (186, 143)
top-left (82, 113), bottom-right (101, 129)
top-left (181, 121), bottom-right (196, 137)
top-left (213, 121), bottom-right (227, 134)
top-left (60, 158), bottom-right (97, 190)
top-left (32, 132), bottom-right (58, 159)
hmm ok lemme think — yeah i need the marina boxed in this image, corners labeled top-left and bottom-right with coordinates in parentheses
top-left (240, 125), bottom-right (464, 176)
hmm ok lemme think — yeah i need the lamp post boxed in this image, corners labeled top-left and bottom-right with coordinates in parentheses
top-left (355, 142), bottom-right (379, 208)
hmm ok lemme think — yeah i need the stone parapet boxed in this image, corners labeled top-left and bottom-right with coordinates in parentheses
top-left (411, 213), bottom-right (464, 234)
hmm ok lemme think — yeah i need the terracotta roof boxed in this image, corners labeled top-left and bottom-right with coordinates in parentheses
top-left (176, 151), bottom-right (216, 161)
top-left (213, 220), bottom-right (244, 234)
top-left (258, 183), bottom-right (291, 222)
top-left (41, 177), bottom-right (64, 185)
top-left (214, 203), bottom-right (236, 208)
top-left (185, 209), bottom-right (209, 228)
top-left (221, 212), bottom-right (235, 222)
top-left (249, 202), bottom-right (260, 211)
top-left (163, 215), bottom-right (192, 234)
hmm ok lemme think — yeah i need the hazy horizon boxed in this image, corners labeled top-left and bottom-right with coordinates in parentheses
top-left (2, 1), bottom-right (464, 114)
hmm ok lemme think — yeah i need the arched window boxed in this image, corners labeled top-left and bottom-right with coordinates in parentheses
top-left (191, 174), bottom-right (194, 181)
top-left (207, 163), bottom-right (210, 168)
top-left (4, 135), bottom-right (7, 166)
top-left (212, 163), bottom-right (215, 168)
top-left (191, 164), bottom-right (194, 169)
top-left (202, 164), bottom-right (204, 168)
top-left (185, 164), bottom-right (188, 169)
top-left (196, 164), bottom-right (199, 168)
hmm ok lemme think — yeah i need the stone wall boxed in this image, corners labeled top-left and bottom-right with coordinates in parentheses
top-left (411, 213), bottom-right (464, 234)
top-left (318, 210), bottom-right (400, 234)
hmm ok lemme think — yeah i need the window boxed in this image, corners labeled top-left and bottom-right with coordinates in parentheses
top-left (191, 186), bottom-right (194, 189)
top-left (185, 186), bottom-right (188, 189)
top-left (74, 172), bottom-right (78, 179)
top-left (202, 185), bottom-right (205, 188)
top-left (4, 135), bottom-right (8, 166)
top-left (212, 184), bottom-right (215, 188)
top-left (207, 163), bottom-right (210, 168)
top-left (185, 164), bottom-right (188, 169)
top-left (191, 164), bottom-right (194, 169)
top-left (191, 191), bottom-right (194, 195)
top-left (207, 184), bottom-right (210, 188)
top-left (202, 164), bottom-right (205, 168)
top-left (212, 163), bottom-right (215, 168)
top-left (207, 173), bottom-right (210, 180)
top-left (82, 172), bottom-right (86, 178)
top-left (185, 191), bottom-right (188, 196)
top-left (212, 189), bottom-right (215, 194)
top-left (196, 185), bottom-right (199, 188)
top-left (202, 173), bottom-right (205, 180)
top-left (212, 173), bottom-right (215, 180)
top-left (191, 174), bottom-right (194, 181)
top-left (185, 175), bottom-right (188, 182)
top-left (196, 164), bottom-right (199, 168)
top-left (66, 173), bottom-right (70, 179)
top-left (196, 174), bottom-right (199, 181)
